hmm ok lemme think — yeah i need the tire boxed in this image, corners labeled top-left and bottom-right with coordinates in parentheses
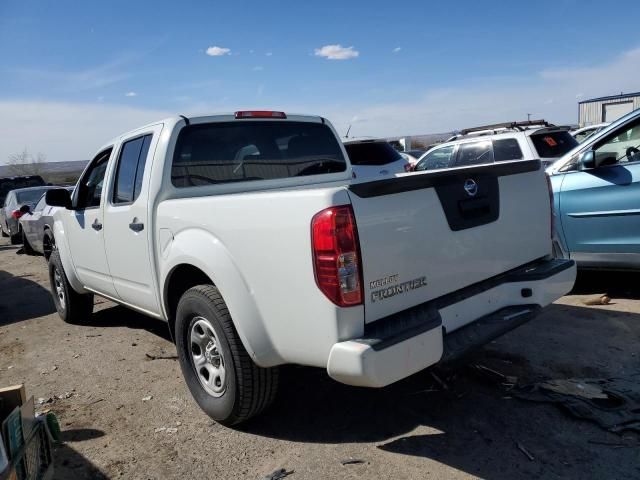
top-left (22, 231), bottom-right (35, 255)
top-left (10, 227), bottom-right (21, 245)
top-left (48, 250), bottom-right (94, 323)
top-left (175, 285), bottom-right (278, 426)
top-left (0, 224), bottom-right (8, 238)
top-left (43, 229), bottom-right (55, 261)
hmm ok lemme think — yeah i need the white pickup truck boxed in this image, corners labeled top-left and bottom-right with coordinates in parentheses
top-left (45, 110), bottom-right (576, 425)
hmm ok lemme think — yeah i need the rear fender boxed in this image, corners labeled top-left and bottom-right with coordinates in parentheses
top-left (161, 228), bottom-right (280, 367)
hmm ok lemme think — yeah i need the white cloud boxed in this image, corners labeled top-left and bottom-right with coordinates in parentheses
top-left (314, 44), bottom-right (359, 60)
top-left (265, 52), bottom-right (273, 57)
top-left (206, 46), bottom-right (231, 57)
top-left (124, 91), bottom-right (137, 97)
top-left (252, 66), bottom-right (264, 71)
top-left (393, 47), bottom-right (401, 53)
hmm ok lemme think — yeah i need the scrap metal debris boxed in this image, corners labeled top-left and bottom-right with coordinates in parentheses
top-left (516, 441), bottom-right (535, 461)
top-left (340, 458), bottom-right (365, 465)
top-left (260, 468), bottom-right (294, 480)
top-left (514, 376), bottom-right (640, 433)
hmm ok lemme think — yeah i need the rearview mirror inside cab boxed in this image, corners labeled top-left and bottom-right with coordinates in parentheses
top-left (45, 188), bottom-right (72, 209)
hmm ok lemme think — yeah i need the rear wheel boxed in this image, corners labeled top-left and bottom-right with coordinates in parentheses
top-left (48, 250), bottom-right (94, 323)
top-left (175, 285), bottom-right (278, 426)
top-left (0, 224), bottom-right (8, 238)
top-left (22, 231), bottom-right (35, 255)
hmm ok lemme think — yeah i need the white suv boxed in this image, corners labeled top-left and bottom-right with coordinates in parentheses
top-left (343, 139), bottom-right (411, 178)
top-left (414, 120), bottom-right (578, 172)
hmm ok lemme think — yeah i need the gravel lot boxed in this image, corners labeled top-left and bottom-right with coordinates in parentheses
top-left (1, 237), bottom-right (639, 479)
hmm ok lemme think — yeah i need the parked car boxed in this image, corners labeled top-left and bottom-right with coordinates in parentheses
top-left (343, 139), bottom-right (411, 178)
top-left (19, 186), bottom-right (74, 258)
top-left (414, 120), bottom-right (578, 172)
top-left (0, 175), bottom-right (45, 207)
top-left (45, 110), bottom-right (575, 426)
top-left (547, 108), bottom-right (640, 269)
top-left (571, 123), bottom-right (609, 143)
top-left (400, 149), bottom-right (426, 167)
top-left (0, 186), bottom-right (58, 244)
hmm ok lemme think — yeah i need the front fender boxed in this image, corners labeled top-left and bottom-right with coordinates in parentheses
top-left (52, 216), bottom-right (88, 294)
top-left (160, 227), bottom-right (281, 367)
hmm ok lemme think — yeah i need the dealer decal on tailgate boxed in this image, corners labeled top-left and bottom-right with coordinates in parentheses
top-left (370, 275), bottom-right (427, 302)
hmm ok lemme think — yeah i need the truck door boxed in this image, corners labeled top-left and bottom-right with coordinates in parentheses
top-left (103, 126), bottom-right (162, 315)
top-left (63, 149), bottom-right (118, 297)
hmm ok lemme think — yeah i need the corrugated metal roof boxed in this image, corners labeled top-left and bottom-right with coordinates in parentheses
top-left (579, 91), bottom-right (640, 104)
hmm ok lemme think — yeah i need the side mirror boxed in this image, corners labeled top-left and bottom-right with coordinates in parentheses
top-left (578, 150), bottom-right (596, 170)
top-left (19, 204), bottom-right (31, 215)
top-left (45, 188), bottom-right (72, 209)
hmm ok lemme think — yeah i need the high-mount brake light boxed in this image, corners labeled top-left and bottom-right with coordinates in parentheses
top-left (311, 205), bottom-right (363, 307)
top-left (234, 111), bottom-right (287, 119)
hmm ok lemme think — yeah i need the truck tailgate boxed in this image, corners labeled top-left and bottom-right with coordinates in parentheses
top-left (347, 160), bottom-right (551, 325)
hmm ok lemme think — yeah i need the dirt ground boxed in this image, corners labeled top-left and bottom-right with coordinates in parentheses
top-left (1, 238), bottom-right (639, 480)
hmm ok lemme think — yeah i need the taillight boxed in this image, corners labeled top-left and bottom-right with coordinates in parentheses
top-left (11, 210), bottom-right (23, 220)
top-left (311, 205), bottom-right (363, 307)
top-left (545, 174), bottom-right (556, 242)
top-left (235, 110), bottom-right (287, 119)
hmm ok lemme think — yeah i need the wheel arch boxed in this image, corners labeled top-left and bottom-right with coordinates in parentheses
top-left (160, 229), bottom-right (281, 367)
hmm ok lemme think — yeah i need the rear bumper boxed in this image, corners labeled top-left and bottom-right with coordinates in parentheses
top-left (327, 258), bottom-right (576, 387)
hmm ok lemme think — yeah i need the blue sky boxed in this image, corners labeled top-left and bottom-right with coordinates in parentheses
top-left (1, 0), bottom-right (639, 162)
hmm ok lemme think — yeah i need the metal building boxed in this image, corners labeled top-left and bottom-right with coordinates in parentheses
top-left (579, 92), bottom-right (640, 127)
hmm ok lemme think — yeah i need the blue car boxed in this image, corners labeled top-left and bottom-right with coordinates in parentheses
top-left (547, 108), bottom-right (640, 269)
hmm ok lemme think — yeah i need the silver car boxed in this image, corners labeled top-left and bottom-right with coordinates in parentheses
top-left (0, 186), bottom-right (59, 244)
top-left (19, 186), bottom-right (74, 258)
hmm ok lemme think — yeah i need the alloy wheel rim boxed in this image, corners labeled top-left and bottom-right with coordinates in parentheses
top-left (189, 316), bottom-right (227, 397)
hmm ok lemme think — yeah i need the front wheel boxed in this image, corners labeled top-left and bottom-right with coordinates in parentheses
top-left (175, 285), bottom-right (278, 426)
top-left (10, 227), bottom-right (21, 245)
top-left (48, 250), bottom-right (94, 323)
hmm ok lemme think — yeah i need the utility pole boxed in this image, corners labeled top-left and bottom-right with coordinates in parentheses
top-left (527, 113), bottom-right (532, 122)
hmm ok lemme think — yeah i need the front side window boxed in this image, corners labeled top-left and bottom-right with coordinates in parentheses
top-left (415, 145), bottom-right (455, 171)
top-left (593, 118), bottom-right (640, 166)
top-left (455, 141), bottom-right (494, 167)
top-left (113, 135), bottom-right (152, 204)
top-left (171, 121), bottom-right (346, 187)
top-left (75, 149), bottom-right (111, 209)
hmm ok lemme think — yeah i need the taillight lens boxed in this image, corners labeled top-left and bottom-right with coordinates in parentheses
top-left (235, 110), bottom-right (287, 119)
top-left (545, 174), bottom-right (556, 242)
top-left (11, 210), bottom-right (23, 220)
top-left (311, 205), bottom-right (363, 307)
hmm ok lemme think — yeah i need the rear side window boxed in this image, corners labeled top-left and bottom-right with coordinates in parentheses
top-left (530, 131), bottom-right (578, 158)
top-left (455, 141), bottom-right (494, 167)
top-left (113, 135), bottom-right (152, 204)
top-left (493, 138), bottom-right (523, 162)
top-left (344, 142), bottom-right (402, 166)
top-left (172, 121), bottom-right (345, 187)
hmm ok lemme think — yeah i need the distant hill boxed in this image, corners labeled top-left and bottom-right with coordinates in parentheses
top-left (0, 160), bottom-right (88, 184)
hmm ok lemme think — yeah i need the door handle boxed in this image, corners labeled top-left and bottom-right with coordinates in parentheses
top-left (91, 219), bottom-right (103, 231)
top-left (129, 218), bottom-right (144, 232)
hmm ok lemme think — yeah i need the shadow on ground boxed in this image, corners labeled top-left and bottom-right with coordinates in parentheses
top-left (53, 428), bottom-right (109, 480)
top-left (570, 270), bottom-right (640, 299)
top-left (0, 270), bottom-right (55, 326)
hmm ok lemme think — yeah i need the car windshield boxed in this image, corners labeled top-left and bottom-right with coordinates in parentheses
top-left (530, 131), bottom-right (578, 158)
top-left (345, 142), bottom-right (402, 166)
top-left (16, 188), bottom-right (50, 205)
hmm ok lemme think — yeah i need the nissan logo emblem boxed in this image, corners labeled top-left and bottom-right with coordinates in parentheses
top-left (464, 178), bottom-right (478, 197)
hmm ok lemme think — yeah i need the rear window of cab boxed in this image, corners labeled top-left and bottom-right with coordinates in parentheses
top-left (344, 142), bottom-right (403, 166)
top-left (530, 131), bottom-right (578, 158)
top-left (171, 121), bottom-right (346, 187)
